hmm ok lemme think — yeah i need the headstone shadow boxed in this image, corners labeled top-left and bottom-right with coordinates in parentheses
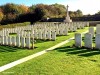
top-left (0, 46), bottom-right (24, 52)
top-left (55, 46), bottom-right (100, 57)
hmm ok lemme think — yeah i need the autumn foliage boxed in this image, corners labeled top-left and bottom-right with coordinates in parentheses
top-left (0, 3), bottom-right (99, 24)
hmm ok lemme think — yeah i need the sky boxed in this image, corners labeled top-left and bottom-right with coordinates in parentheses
top-left (0, 0), bottom-right (100, 15)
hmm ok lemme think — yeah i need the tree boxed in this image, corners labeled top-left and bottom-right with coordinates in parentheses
top-left (0, 8), bottom-right (4, 22)
top-left (29, 5), bottom-right (36, 12)
top-left (0, 11), bottom-right (4, 22)
top-left (34, 6), bottom-right (45, 20)
top-left (69, 11), bottom-right (75, 17)
top-left (76, 9), bottom-right (83, 17)
top-left (1, 3), bottom-right (19, 14)
top-left (69, 10), bottom-right (83, 17)
top-left (18, 5), bottom-right (29, 14)
top-left (51, 3), bottom-right (66, 18)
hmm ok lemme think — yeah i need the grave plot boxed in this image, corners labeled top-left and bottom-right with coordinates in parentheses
top-left (0, 22), bottom-right (89, 49)
top-left (0, 24), bottom-right (88, 67)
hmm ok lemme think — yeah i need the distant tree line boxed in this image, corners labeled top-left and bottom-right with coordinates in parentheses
top-left (0, 3), bottom-right (100, 25)
top-left (0, 3), bottom-right (84, 25)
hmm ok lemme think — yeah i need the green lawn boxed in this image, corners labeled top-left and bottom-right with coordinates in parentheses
top-left (2, 40), bottom-right (100, 75)
top-left (0, 27), bottom-right (88, 67)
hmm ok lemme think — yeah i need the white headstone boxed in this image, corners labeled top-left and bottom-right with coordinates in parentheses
top-left (81, 23), bottom-right (85, 29)
top-left (84, 33), bottom-right (92, 48)
top-left (59, 29), bottom-right (64, 35)
top-left (69, 26), bottom-right (73, 32)
top-left (12, 37), bottom-right (16, 46)
top-left (47, 31), bottom-right (51, 40)
top-left (30, 30), bottom-right (34, 37)
top-left (89, 27), bottom-right (94, 37)
top-left (21, 31), bottom-right (24, 37)
top-left (16, 35), bottom-right (20, 47)
top-left (4, 36), bottom-right (8, 45)
top-left (96, 24), bottom-right (100, 28)
top-left (75, 33), bottom-right (82, 47)
top-left (95, 34), bottom-right (100, 49)
top-left (96, 27), bottom-right (100, 34)
top-left (96, 24), bottom-right (100, 34)
top-left (26, 37), bottom-right (30, 49)
top-left (21, 37), bottom-right (25, 48)
top-left (73, 26), bottom-right (77, 32)
top-left (55, 28), bottom-right (59, 35)
top-left (34, 32), bottom-right (38, 39)
top-left (8, 36), bottom-right (12, 46)
top-left (86, 22), bottom-right (89, 27)
top-left (38, 32), bottom-right (42, 39)
top-left (27, 32), bottom-right (30, 37)
top-left (63, 28), bottom-right (68, 35)
top-left (1, 36), bottom-right (4, 45)
top-left (51, 32), bottom-right (56, 41)
top-left (31, 37), bottom-right (34, 49)
top-left (42, 30), bottom-right (47, 40)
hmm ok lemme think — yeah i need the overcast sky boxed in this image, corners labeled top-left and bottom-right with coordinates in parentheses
top-left (0, 0), bottom-right (100, 15)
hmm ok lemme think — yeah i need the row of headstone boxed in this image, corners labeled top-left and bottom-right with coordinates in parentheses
top-left (0, 25), bottom-right (80, 37)
top-left (0, 22), bottom-right (89, 43)
top-left (0, 35), bottom-right (34, 49)
top-left (17, 30), bottom-right (56, 40)
top-left (34, 30), bottom-right (56, 40)
top-left (75, 33), bottom-right (100, 49)
top-left (33, 22), bottom-right (88, 31)
top-left (0, 22), bottom-right (89, 37)
top-left (0, 29), bottom-right (56, 41)
top-left (1, 22), bottom-right (89, 31)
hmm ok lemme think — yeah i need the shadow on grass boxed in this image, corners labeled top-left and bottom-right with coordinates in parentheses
top-left (0, 46), bottom-right (25, 52)
top-left (0, 45), bottom-right (38, 52)
top-left (34, 39), bottom-right (55, 44)
top-left (55, 46), bottom-right (100, 57)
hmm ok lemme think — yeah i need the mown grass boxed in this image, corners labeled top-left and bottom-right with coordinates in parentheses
top-left (0, 27), bottom-right (88, 67)
top-left (2, 40), bottom-right (100, 75)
